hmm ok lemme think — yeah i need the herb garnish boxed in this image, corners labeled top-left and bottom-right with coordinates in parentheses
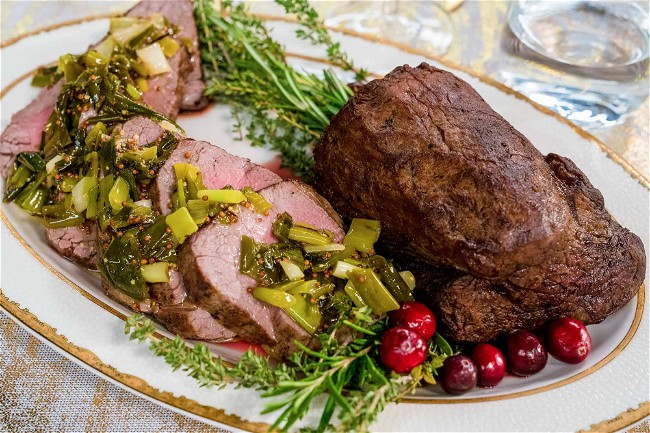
top-left (126, 307), bottom-right (451, 432)
top-left (194, 0), bottom-right (365, 182)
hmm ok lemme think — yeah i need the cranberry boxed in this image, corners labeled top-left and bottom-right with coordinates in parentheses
top-left (389, 301), bottom-right (437, 341)
top-left (507, 329), bottom-right (547, 376)
top-left (379, 327), bottom-right (427, 374)
top-left (471, 343), bottom-right (507, 387)
top-left (547, 317), bottom-right (592, 364)
top-left (440, 355), bottom-right (477, 395)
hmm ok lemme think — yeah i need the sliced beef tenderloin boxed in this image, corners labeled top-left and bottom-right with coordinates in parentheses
top-left (141, 47), bottom-right (190, 119)
top-left (180, 180), bottom-right (344, 358)
top-left (46, 220), bottom-right (99, 269)
top-left (102, 279), bottom-right (154, 314)
top-left (150, 269), bottom-right (236, 341)
top-left (152, 139), bottom-right (282, 214)
top-left (150, 267), bottom-right (186, 305)
top-left (155, 304), bottom-right (236, 340)
top-left (0, 80), bottom-right (62, 177)
top-left (119, 116), bottom-right (164, 146)
top-left (127, 0), bottom-right (207, 111)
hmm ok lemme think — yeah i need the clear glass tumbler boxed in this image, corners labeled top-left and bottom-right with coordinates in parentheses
top-left (506, 1), bottom-right (649, 129)
top-left (325, 1), bottom-right (454, 57)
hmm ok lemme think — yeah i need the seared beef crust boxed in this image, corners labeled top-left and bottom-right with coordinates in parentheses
top-left (315, 63), bottom-right (645, 341)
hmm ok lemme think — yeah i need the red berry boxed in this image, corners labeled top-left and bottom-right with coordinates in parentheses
top-left (379, 327), bottom-right (427, 374)
top-left (507, 329), bottom-right (547, 376)
top-left (389, 301), bottom-right (437, 341)
top-left (440, 355), bottom-right (477, 395)
top-left (471, 343), bottom-right (507, 387)
top-left (547, 317), bottom-right (592, 364)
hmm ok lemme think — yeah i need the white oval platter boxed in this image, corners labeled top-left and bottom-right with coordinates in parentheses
top-left (0, 16), bottom-right (648, 433)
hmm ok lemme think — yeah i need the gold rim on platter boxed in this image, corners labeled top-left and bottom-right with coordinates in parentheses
top-left (1, 13), bottom-right (648, 432)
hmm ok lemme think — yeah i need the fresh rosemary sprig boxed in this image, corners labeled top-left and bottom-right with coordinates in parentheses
top-left (193, 0), bottom-right (361, 183)
top-left (125, 307), bottom-right (447, 432)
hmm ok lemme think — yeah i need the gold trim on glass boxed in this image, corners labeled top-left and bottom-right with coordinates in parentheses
top-left (0, 13), bottom-right (647, 432)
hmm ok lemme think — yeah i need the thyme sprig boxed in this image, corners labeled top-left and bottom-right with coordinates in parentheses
top-left (194, 0), bottom-right (363, 182)
top-left (125, 306), bottom-right (447, 432)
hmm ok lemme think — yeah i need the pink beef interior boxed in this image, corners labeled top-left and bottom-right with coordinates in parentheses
top-left (180, 180), bottom-right (344, 355)
top-left (153, 139), bottom-right (282, 214)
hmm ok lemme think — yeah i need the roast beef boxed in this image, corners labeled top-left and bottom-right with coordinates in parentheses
top-left (119, 116), bottom-right (164, 146)
top-left (315, 63), bottom-right (646, 342)
top-left (127, 0), bottom-right (208, 111)
top-left (46, 220), bottom-right (99, 269)
top-left (0, 80), bottom-right (62, 177)
top-left (152, 139), bottom-right (282, 214)
top-left (151, 269), bottom-right (236, 340)
top-left (180, 179), bottom-right (345, 358)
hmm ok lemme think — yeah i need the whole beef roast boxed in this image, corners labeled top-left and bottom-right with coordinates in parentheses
top-left (315, 63), bottom-right (646, 342)
top-left (180, 179), bottom-right (345, 358)
top-left (152, 139), bottom-right (282, 214)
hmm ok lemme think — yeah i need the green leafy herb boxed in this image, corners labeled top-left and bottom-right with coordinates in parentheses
top-left (126, 307), bottom-right (450, 432)
top-left (194, 0), bottom-right (362, 182)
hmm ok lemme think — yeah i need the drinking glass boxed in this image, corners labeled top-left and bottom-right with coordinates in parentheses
top-left (324, 1), bottom-right (454, 57)
top-left (504, 1), bottom-right (649, 130)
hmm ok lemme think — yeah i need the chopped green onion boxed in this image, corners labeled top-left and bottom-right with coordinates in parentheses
top-left (126, 83), bottom-right (142, 100)
top-left (85, 184), bottom-right (100, 219)
top-left (94, 36), bottom-right (116, 58)
top-left (18, 187), bottom-right (48, 214)
top-left (111, 22), bottom-right (150, 46)
top-left (165, 207), bottom-right (198, 244)
top-left (45, 155), bottom-right (64, 174)
top-left (4, 165), bottom-right (33, 202)
top-left (60, 176), bottom-right (79, 193)
top-left (331, 261), bottom-right (361, 279)
top-left (98, 174), bottom-right (114, 210)
top-left (270, 280), bottom-right (305, 293)
top-left (185, 166), bottom-right (206, 199)
top-left (136, 77), bottom-right (148, 92)
top-left (120, 145), bottom-right (157, 162)
top-left (158, 36), bottom-right (179, 57)
top-left (186, 199), bottom-right (209, 224)
top-left (364, 256), bottom-right (414, 303)
top-left (346, 268), bottom-right (399, 315)
top-left (176, 179), bottom-right (187, 209)
top-left (344, 218), bottom-right (381, 253)
top-left (287, 281), bottom-right (334, 299)
top-left (108, 176), bottom-right (130, 211)
top-left (196, 189), bottom-right (246, 204)
top-left (136, 43), bottom-right (171, 76)
top-left (288, 226), bottom-right (331, 245)
top-left (303, 243), bottom-right (346, 254)
top-left (285, 294), bottom-right (322, 334)
top-left (399, 271), bottom-right (416, 290)
top-left (141, 261), bottom-right (170, 283)
top-left (280, 260), bottom-right (305, 281)
top-left (242, 187), bottom-right (272, 215)
top-left (71, 176), bottom-right (98, 213)
top-left (344, 280), bottom-right (367, 308)
top-left (109, 16), bottom-right (140, 32)
top-left (17, 153), bottom-right (45, 172)
top-left (253, 287), bottom-right (297, 308)
top-left (42, 205), bottom-right (84, 228)
top-left (84, 50), bottom-right (108, 67)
